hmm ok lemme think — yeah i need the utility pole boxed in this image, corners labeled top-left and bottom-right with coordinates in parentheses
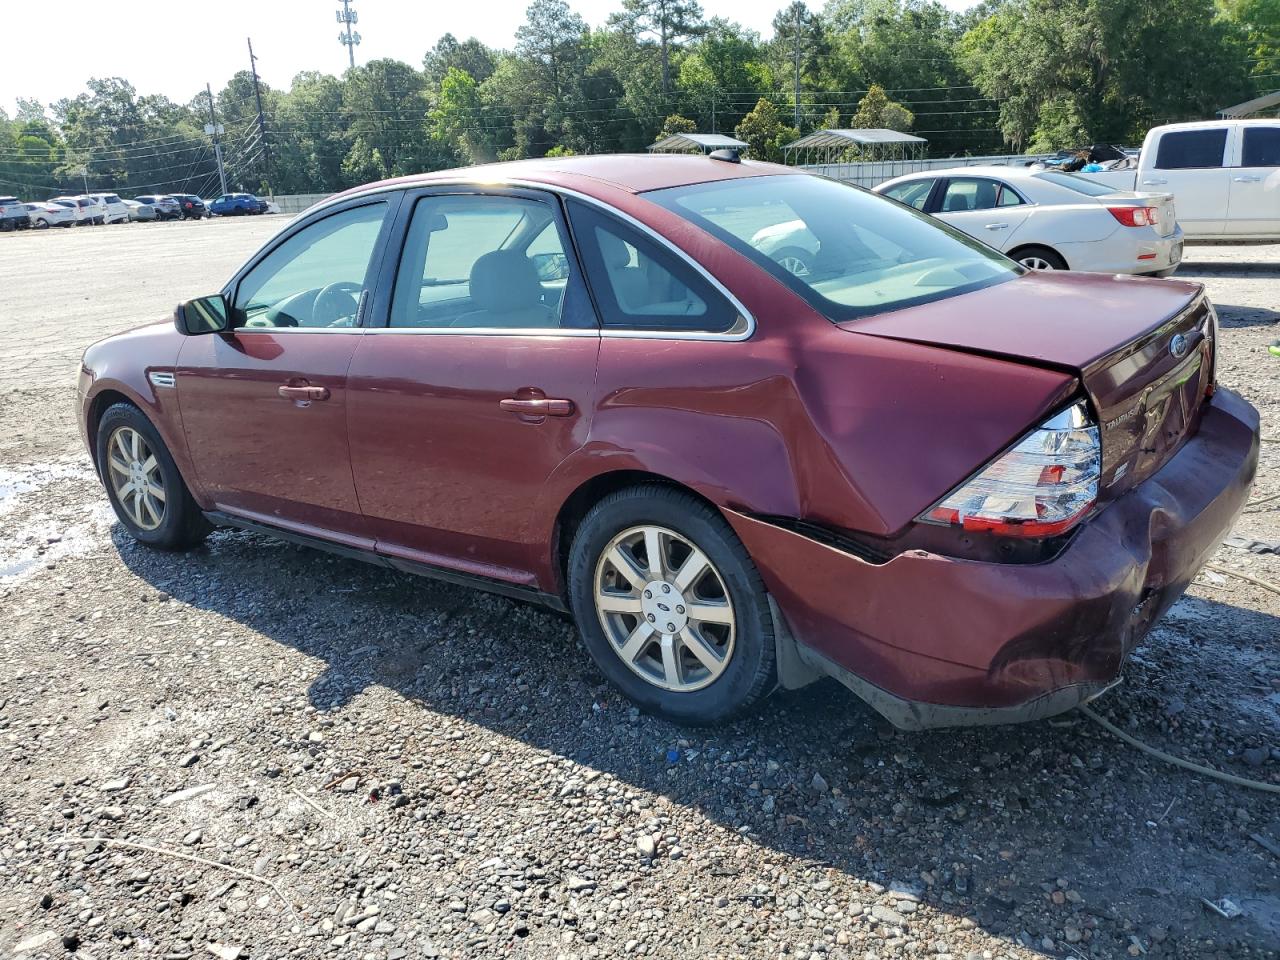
top-left (336, 0), bottom-right (361, 71)
top-left (247, 38), bottom-right (273, 195)
top-left (793, 5), bottom-right (802, 131)
top-left (204, 83), bottom-right (228, 197)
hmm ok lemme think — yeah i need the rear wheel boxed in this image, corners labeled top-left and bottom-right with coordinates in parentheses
top-left (33, 217), bottom-right (49, 229)
top-left (1011, 245), bottom-right (1067, 271)
top-left (567, 485), bottom-right (776, 725)
top-left (95, 403), bottom-right (210, 550)
top-left (772, 245), bottom-right (813, 278)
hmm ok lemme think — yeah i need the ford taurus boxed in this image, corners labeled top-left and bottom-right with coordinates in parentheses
top-left (77, 154), bottom-right (1260, 728)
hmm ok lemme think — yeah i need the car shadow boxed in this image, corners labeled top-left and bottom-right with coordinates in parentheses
top-left (113, 524), bottom-right (1280, 955)
top-left (1211, 303), bottom-right (1280, 329)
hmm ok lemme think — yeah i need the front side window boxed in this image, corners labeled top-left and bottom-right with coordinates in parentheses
top-left (1155, 129), bottom-right (1227, 170)
top-left (648, 174), bottom-right (1020, 321)
top-left (882, 178), bottom-right (935, 210)
top-left (567, 199), bottom-right (743, 334)
top-left (1242, 126), bottom-right (1280, 167)
top-left (233, 202), bottom-right (388, 329)
top-left (389, 194), bottom-right (584, 329)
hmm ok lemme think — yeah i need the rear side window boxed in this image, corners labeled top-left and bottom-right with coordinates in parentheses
top-left (1155, 129), bottom-right (1227, 169)
top-left (566, 199), bottom-right (742, 334)
top-left (939, 178), bottom-right (1006, 212)
top-left (1242, 127), bottom-right (1280, 167)
top-left (882, 179), bottom-right (935, 210)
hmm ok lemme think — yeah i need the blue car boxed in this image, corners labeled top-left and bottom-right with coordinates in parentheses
top-left (209, 193), bottom-right (263, 216)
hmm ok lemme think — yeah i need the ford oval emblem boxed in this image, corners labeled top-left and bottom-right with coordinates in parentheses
top-left (1170, 333), bottom-right (1189, 358)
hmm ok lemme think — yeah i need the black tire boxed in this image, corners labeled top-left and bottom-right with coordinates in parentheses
top-left (1010, 245), bottom-right (1068, 271)
top-left (33, 218), bottom-right (49, 229)
top-left (567, 485), bottom-right (776, 725)
top-left (95, 403), bottom-right (211, 550)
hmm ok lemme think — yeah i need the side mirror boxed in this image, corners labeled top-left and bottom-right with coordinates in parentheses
top-left (175, 294), bottom-right (230, 335)
top-left (530, 251), bottom-right (570, 282)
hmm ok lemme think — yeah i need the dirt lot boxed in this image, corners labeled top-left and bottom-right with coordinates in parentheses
top-left (0, 219), bottom-right (1277, 960)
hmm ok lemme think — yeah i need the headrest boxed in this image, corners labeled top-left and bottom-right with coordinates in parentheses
top-left (597, 229), bottom-right (633, 269)
top-left (469, 250), bottom-right (542, 312)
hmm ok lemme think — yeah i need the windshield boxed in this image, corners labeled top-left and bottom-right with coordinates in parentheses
top-left (1033, 171), bottom-right (1119, 197)
top-left (647, 174), bottom-right (1021, 321)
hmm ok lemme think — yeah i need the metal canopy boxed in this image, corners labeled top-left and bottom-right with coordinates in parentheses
top-left (783, 128), bottom-right (927, 165)
top-left (647, 133), bottom-right (750, 154)
top-left (1217, 90), bottom-right (1280, 118)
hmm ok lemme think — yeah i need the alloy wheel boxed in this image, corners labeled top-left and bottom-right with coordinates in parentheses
top-left (106, 426), bottom-right (167, 531)
top-left (593, 524), bottom-right (736, 692)
top-left (1019, 255), bottom-right (1054, 270)
top-left (777, 255), bottom-right (811, 278)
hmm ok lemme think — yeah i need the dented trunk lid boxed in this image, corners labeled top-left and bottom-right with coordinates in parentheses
top-left (841, 271), bottom-right (1215, 498)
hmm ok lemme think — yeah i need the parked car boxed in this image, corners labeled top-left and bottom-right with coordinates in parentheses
top-left (88, 193), bottom-right (130, 224)
top-left (121, 199), bottom-right (149, 221)
top-left (1076, 119), bottom-right (1280, 239)
top-left (24, 201), bottom-right (76, 228)
top-left (866, 166), bottom-right (1183, 276)
top-left (0, 196), bottom-right (31, 230)
top-left (168, 194), bottom-right (208, 219)
top-left (134, 195), bottom-right (180, 220)
top-left (77, 155), bottom-right (1259, 729)
top-left (51, 196), bottom-right (106, 225)
top-left (209, 193), bottom-right (263, 216)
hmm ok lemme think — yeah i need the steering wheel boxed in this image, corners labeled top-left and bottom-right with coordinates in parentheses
top-left (313, 281), bottom-right (363, 327)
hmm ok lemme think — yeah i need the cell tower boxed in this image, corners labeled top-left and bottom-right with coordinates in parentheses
top-left (336, 0), bottom-right (361, 70)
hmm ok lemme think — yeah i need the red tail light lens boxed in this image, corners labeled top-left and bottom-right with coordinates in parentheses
top-left (1109, 206), bottom-right (1159, 227)
top-left (920, 401), bottom-right (1100, 538)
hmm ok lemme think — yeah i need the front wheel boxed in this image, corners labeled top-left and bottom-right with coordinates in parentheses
top-left (772, 245), bottom-right (814, 278)
top-left (1011, 245), bottom-right (1068, 271)
top-left (95, 403), bottom-right (211, 550)
top-left (567, 485), bottom-right (776, 725)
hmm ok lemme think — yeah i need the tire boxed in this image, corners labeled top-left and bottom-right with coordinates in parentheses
top-left (567, 485), bottom-right (776, 725)
top-left (1011, 245), bottom-right (1068, 271)
top-left (95, 403), bottom-right (211, 550)
top-left (33, 218), bottom-right (50, 229)
top-left (772, 245), bottom-right (814, 278)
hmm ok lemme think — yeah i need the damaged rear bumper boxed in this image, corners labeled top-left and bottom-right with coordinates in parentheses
top-left (727, 388), bottom-right (1260, 730)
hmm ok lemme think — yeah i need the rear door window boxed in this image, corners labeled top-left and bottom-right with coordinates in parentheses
top-left (1154, 129), bottom-right (1228, 169)
top-left (939, 178), bottom-right (1004, 212)
top-left (882, 178), bottom-right (935, 210)
top-left (1241, 126), bottom-right (1280, 167)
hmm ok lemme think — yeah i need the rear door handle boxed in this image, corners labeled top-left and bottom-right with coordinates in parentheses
top-left (500, 397), bottom-right (574, 417)
top-left (984, 222), bottom-right (1009, 230)
top-left (1141, 177), bottom-right (1168, 185)
top-left (1232, 175), bottom-right (1261, 182)
top-left (278, 384), bottom-right (330, 401)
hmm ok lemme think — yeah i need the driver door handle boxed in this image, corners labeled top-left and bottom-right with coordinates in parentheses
top-left (500, 397), bottom-right (574, 416)
top-left (984, 222), bottom-right (1009, 230)
top-left (278, 384), bottom-right (330, 401)
top-left (1233, 175), bottom-right (1260, 182)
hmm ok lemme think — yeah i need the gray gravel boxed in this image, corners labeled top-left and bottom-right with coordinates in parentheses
top-left (0, 222), bottom-right (1277, 959)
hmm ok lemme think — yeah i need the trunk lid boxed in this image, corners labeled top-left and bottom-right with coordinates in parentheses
top-left (1102, 189), bottom-right (1177, 237)
top-left (842, 271), bottom-right (1215, 499)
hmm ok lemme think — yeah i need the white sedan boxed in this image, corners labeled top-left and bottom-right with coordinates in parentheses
top-left (869, 166), bottom-right (1183, 276)
top-left (25, 201), bottom-right (77, 228)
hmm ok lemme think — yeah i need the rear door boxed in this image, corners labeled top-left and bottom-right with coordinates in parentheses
top-left (1225, 123), bottom-right (1280, 237)
top-left (930, 177), bottom-right (1033, 251)
top-left (1143, 127), bottom-right (1230, 236)
top-left (346, 187), bottom-right (600, 586)
top-left (177, 196), bottom-right (398, 543)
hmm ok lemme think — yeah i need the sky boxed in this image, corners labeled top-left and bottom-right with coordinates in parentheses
top-left (6, 0), bottom-right (974, 116)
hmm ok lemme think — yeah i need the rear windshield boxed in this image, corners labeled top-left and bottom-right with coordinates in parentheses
top-left (1033, 171), bottom-right (1118, 196)
top-left (647, 174), bottom-right (1020, 321)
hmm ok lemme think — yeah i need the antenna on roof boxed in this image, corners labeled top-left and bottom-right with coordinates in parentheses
top-left (709, 148), bottom-right (741, 164)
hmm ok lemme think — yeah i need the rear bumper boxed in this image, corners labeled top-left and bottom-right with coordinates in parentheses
top-left (727, 388), bottom-right (1259, 729)
top-left (1062, 227), bottom-right (1183, 275)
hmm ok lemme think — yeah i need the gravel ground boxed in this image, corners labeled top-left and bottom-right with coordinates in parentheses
top-left (0, 221), bottom-right (1277, 960)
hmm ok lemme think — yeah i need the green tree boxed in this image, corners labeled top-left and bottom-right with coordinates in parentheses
top-left (734, 97), bottom-right (797, 160)
top-left (610, 0), bottom-right (707, 94)
top-left (851, 83), bottom-right (914, 130)
top-left (1220, 0), bottom-right (1280, 90)
top-left (658, 113), bottom-right (698, 138)
top-left (423, 34), bottom-right (498, 86)
top-left (342, 59), bottom-right (431, 177)
top-left (771, 2), bottom-right (828, 130)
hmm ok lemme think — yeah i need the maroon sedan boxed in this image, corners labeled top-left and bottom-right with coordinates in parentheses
top-left (77, 155), bottom-right (1259, 728)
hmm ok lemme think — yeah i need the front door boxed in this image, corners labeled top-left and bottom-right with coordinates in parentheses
top-left (347, 189), bottom-right (600, 585)
top-left (178, 197), bottom-right (396, 543)
top-left (1143, 127), bottom-right (1231, 236)
top-left (1226, 123), bottom-right (1280, 237)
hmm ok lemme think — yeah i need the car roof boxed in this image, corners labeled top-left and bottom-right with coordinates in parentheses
top-left (332, 154), bottom-right (792, 204)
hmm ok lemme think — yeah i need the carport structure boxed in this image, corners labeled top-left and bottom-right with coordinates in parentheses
top-left (647, 132), bottom-right (750, 155)
top-left (782, 128), bottom-right (927, 166)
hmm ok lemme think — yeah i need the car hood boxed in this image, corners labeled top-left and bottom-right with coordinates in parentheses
top-left (842, 270), bottom-right (1213, 498)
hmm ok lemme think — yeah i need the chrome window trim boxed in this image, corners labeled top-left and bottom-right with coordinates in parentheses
top-left (301, 178), bottom-right (758, 342)
top-left (362, 326), bottom-right (599, 337)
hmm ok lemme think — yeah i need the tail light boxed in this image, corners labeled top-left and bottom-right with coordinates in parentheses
top-left (920, 401), bottom-right (1100, 538)
top-left (1109, 206), bottom-right (1159, 227)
